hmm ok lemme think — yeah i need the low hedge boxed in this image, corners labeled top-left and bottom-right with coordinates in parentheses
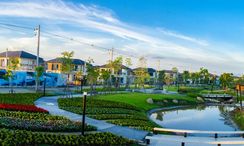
top-left (178, 87), bottom-right (204, 94)
top-left (0, 129), bottom-right (135, 146)
top-left (0, 93), bottom-right (42, 105)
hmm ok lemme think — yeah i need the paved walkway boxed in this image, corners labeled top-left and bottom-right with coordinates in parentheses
top-left (34, 94), bottom-right (148, 141)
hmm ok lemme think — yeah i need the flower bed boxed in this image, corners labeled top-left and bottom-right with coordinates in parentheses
top-left (0, 129), bottom-right (135, 145)
top-left (0, 110), bottom-right (62, 120)
top-left (0, 117), bottom-right (96, 132)
top-left (0, 110), bottom-right (96, 132)
top-left (0, 103), bottom-right (48, 113)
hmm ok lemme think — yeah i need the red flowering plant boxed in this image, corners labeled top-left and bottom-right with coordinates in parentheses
top-left (0, 104), bottom-right (48, 113)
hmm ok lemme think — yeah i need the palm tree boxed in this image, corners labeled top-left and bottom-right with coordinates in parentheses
top-left (219, 73), bottom-right (234, 91)
top-left (86, 59), bottom-right (99, 95)
top-left (60, 51), bottom-right (74, 96)
top-left (5, 57), bottom-right (19, 94)
top-left (35, 66), bottom-right (44, 92)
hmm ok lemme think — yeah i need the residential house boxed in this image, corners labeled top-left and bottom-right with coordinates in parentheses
top-left (0, 50), bottom-right (44, 72)
top-left (46, 58), bottom-right (87, 85)
top-left (97, 64), bottom-right (133, 85)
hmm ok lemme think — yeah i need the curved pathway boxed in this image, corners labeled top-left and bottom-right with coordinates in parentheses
top-left (34, 94), bottom-right (148, 141)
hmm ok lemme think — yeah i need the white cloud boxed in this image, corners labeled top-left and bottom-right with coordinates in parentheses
top-left (0, 0), bottom-right (244, 74)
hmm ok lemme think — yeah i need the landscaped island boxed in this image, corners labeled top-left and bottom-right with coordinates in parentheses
top-left (58, 92), bottom-right (198, 130)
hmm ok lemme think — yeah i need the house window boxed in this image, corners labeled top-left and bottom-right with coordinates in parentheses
top-left (56, 64), bottom-right (59, 70)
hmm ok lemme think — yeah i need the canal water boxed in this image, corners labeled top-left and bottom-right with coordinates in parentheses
top-left (150, 106), bottom-right (238, 131)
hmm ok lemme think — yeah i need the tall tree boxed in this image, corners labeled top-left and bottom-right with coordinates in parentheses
top-left (99, 69), bottom-right (110, 88)
top-left (86, 59), bottom-right (99, 95)
top-left (199, 67), bottom-right (210, 84)
top-left (4, 57), bottom-right (19, 94)
top-left (35, 66), bottom-right (44, 92)
top-left (164, 73), bottom-right (173, 87)
top-left (134, 57), bottom-right (150, 88)
top-left (210, 74), bottom-right (217, 92)
top-left (112, 56), bottom-right (123, 88)
top-left (157, 70), bottom-right (165, 89)
top-left (125, 57), bottom-right (132, 89)
top-left (172, 67), bottom-right (178, 86)
top-left (74, 69), bottom-right (84, 93)
top-left (182, 70), bottom-right (190, 85)
top-left (60, 51), bottom-right (74, 95)
top-left (219, 73), bottom-right (234, 91)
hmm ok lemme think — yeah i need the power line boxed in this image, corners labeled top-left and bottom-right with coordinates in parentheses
top-left (0, 25), bottom-right (34, 34)
top-left (0, 22), bottom-right (34, 30)
top-left (0, 22), bottom-right (180, 69)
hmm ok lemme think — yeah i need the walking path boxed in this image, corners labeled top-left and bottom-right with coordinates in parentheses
top-left (34, 94), bottom-right (148, 141)
top-left (146, 134), bottom-right (244, 146)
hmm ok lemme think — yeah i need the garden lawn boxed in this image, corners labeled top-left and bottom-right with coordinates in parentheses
top-left (58, 93), bottom-right (197, 130)
top-left (164, 86), bottom-right (178, 92)
top-left (98, 93), bottom-right (197, 111)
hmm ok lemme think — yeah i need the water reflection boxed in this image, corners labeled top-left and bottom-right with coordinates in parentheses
top-left (150, 106), bottom-right (237, 131)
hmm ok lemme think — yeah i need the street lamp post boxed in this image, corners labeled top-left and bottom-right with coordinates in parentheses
top-left (82, 92), bottom-right (87, 135)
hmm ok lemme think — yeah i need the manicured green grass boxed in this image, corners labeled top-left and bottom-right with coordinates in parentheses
top-left (98, 93), bottom-right (197, 111)
top-left (0, 93), bottom-right (42, 105)
top-left (164, 86), bottom-right (178, 92)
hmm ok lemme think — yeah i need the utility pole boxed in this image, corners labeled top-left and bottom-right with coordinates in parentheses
top-left (36, 25), bottom-right (40, 67)
top-left (35, 25), bottom-right (40, 91)
top-left (110, 48), bottom-right (114, 62)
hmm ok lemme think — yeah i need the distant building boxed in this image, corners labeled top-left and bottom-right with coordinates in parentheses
top-left (0, 50), bottom-right (44, 72)
top-left (46, 58), bottom-right (87, 85)
top-left (97, 64), bottom-right (133, 85)
top-left (163, 69), bottom-right (178, 79)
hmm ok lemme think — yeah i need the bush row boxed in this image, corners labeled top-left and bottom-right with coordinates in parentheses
top-left (0, 93), bottom-right (42, 105)
top-left (0, 129), bottom-right (135, 146)
top-left (58, 98), bottom-right (139, 111)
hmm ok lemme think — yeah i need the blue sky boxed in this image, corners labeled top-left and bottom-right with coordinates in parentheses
top-left (0, 0), bottom-right (244, 74)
